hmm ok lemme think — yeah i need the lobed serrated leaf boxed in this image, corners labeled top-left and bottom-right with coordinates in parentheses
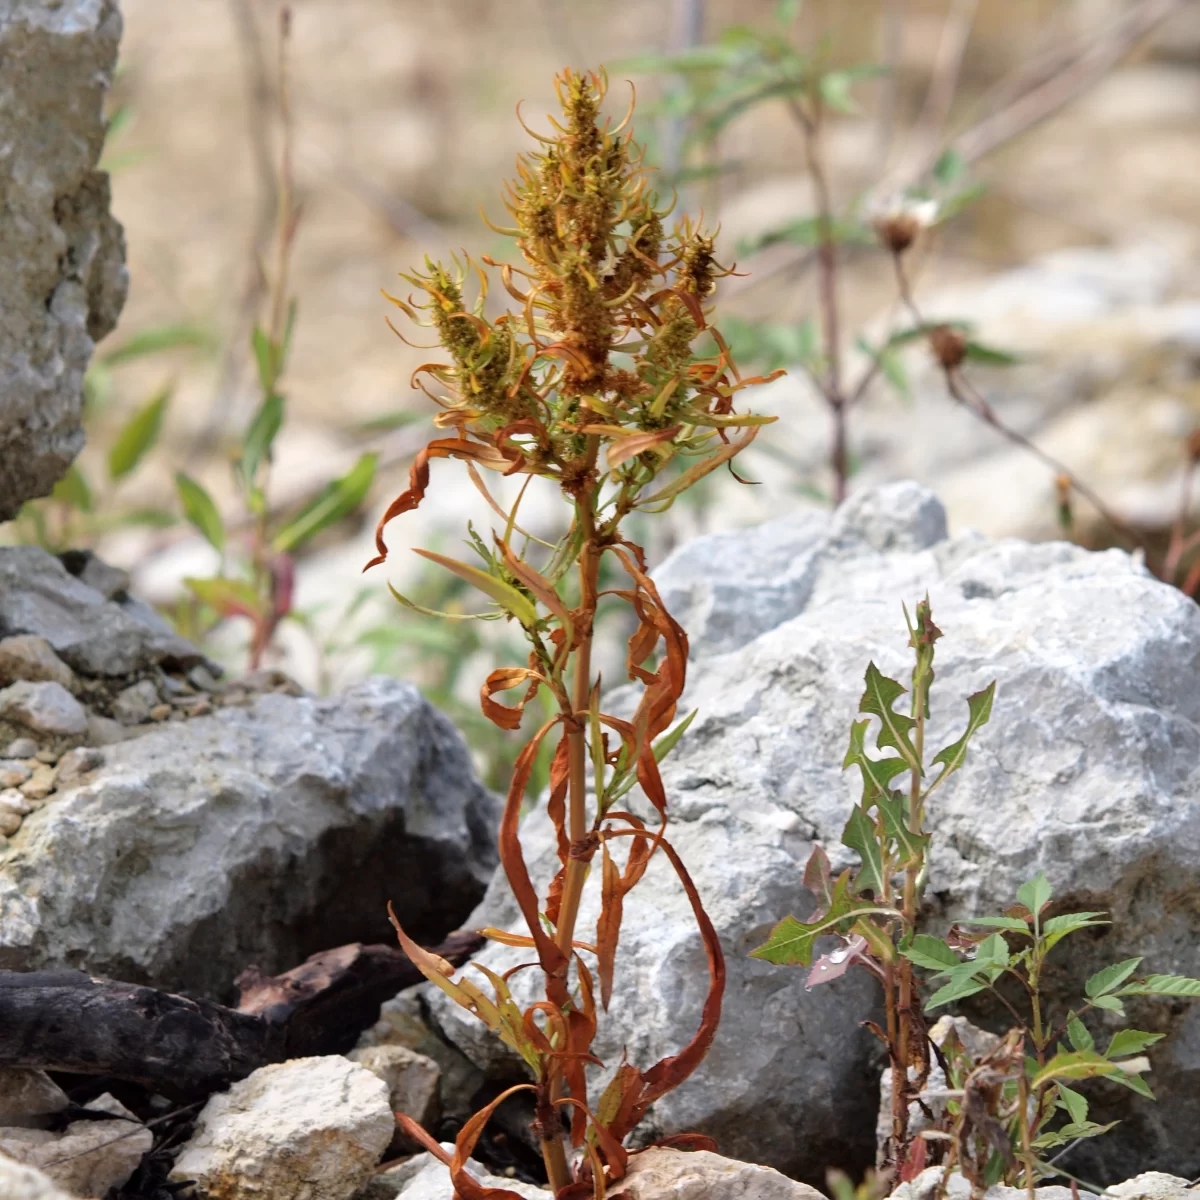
top-left (859, 662), bottom-right (920, 770)
top-left (930, 682), bottom-right (995, 784)
top-left (841, 804), bottom-right (887, 897)
top-left (877, 790), bottom-right (929, 865)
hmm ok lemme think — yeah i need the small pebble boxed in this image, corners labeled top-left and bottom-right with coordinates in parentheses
top-left (0, 791), bottom-right (31, 817)
top-left (0, 801), bottom-right (24, 837)
top-left (35, 747), bottom-right (59, 765)
top-left (56, 746), bottom-right (104, 787)
top-left (188, 665), bottom-right (222, 693)
top-left (0, 681), bottom-right (88, 738)
top-left (0, 761), bottom-right (32, 789)
top-left (4, 738), bottom-right (38, 760)
top-left (20, 763), bottom-right (57, 801)
top-left (112, 680), bottom-right (160, 726)
top-left (149, 704), bottom-right (171, 722)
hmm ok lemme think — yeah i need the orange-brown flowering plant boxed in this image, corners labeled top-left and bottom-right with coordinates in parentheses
top-left (365, 69), bottom-right (779, 1197)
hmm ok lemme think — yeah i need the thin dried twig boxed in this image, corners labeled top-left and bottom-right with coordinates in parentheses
top-left (906, 0), bottom-right (980, 172)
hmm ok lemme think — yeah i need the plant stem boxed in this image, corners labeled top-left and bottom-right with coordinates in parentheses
top-left (542, 448), bottom-right (601, 1191)
top-left (788, 93), bottom-right (848, 505)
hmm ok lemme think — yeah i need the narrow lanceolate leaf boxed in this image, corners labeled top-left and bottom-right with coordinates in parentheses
top-left (930, 681), bottom-right (996, 783)
top-left (273, 453), bottom-right (378, 553)
top-left (241, 392), bottom-right (284, 484)
top-left (841, 805), bottom-right (887, 898)
top-left (1118, 974), bottom-right (1200, 998)
top-left (902, 934), bottom-right (961, 974)
top-left (959, 915), bottom-right (1030, 932)
top-left (175, 472), bottom-right (225, 552)
top-left (859, 663), bottom-right (920, 770)
top-left (411, 549), bottom-right (539, 628)
top-left (653, 709), bottom-right (698, 763)
top-left (1086, 957), bottom-right (1142, 999)
top-left (750, 873), bottom-right (900, 967)
top-left (108, 386), bottom-right (170, 481)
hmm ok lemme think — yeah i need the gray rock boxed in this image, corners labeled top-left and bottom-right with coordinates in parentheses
top-left (0, 682), bottom-right (87, 739)
top-left (357, 990), bottom-right (484, 1126)
top-left (363, 1148), bottom-right (546, 1200)
top-left (0, 1154), bottom-right (74, 1200)
top-left (609, 1148), bottom-right (825, 1200)
top-left (0, 1092), bottom-right (151, 1198)
top-left (0, 677), bottom-right (500, 994)
top-left (0, 1070), bottom-right (68, 1129)
top-left (3, 740), bottom-right (37, 761)
top-left (111, 678), bottom-right (160, 725)
top-left (430, 482), bottom-right (1200, 1185)
top-left (0, 0), bottom-right (127, 519)
top-left (888, 1167), bottom-right (1073, 1200)
top-left (0, 548), bottom-right (204, 678)
top-left (1107, 1173), bottom-right (1196, 1199)
top-left (0, 638), bottom-right (75, 691)
top-left (347, 1044), bottom-right (440, 1139)
top-left (169, 1057), bottom-right (395, 1200)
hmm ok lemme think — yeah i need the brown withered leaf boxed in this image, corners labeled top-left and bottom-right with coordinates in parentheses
top-left (481, 667), bottom-right (543, 731)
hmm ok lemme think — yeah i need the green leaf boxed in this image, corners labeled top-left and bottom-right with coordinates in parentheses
top-left (1066, 1013), bottom-right (1094, 1054)
top-left (1106, 1029), bottom-right (1164, 1059)
top-left (964, 340), bottom-right (1021, 366)
top-left (775, 0), bottom-right (802, 25)
top-left (1056, 1084), bottom-right (1088, 1126)
top-left (1041, 911), bottom-right (1109, 953)
top-left (1119, 974), bottom-right (1200, 998)
top-left (959, 915), bottom-right (1031, 932)
top-left (877, 790), bottom-right (929, 865)
top-left (843, 719), bottom-right (909, 799)
top-left (925, 972), bottom-right (989, 1011)
top-left (841, 804), bottom-right (887, 897)
top-left (817, 64), bottom-right (885, 115)
top-left (1031, 1050), bottom-right (1118, 1089)
top-left (240, 392), bottom-right (285, 485)
top-left (930, 682), bottom-right (995, 784)
top-left (272, 453), bottom-right (378, 553)
top-left (1017, 874), bottom-right (1053, 919)
top-left (411, 549), bottom-right (539, 628)
top-left (108, 386), bottom-right (170, 481)
top-left (902, 934), bottom-right (961, 973)
top-left (1091, 995), bottom-right (1127, 1013)
top-left (859, 662), bottom-right (920, 771)
top-left (175, 472), bottom-right (225, 552)
top-left (101, 322), bottom-right (216, 366)
top-left (653, 709), bottom-right (698, 763)
top-left (750, 873), bottom-right (899, 966)
top-left (974, 932), bottom-right (1010, 970)
top-left (252, 324), bottom-right (277, 394)
top-left (932, 148), bottom-right (966, 187)
top-left (738, 215), bottom-right (873, 256)
top-left (184, 575), bottom-right (261, 620)
top-left (1086, 958), bottom-right (1143, 998)
top-left (50, 465), bottom-right (94, 513)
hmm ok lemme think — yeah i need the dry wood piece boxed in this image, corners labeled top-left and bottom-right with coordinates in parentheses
top-left (0, 930), bottom-right (484, 1100)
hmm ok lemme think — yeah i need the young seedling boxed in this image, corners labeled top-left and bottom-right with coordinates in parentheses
top-left (754, 600), bottom-right (1200, 1196)
top-left (367, 69), bottom-right (777, 1196)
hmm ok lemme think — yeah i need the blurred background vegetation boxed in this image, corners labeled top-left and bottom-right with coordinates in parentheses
top-left (7, 0), bottom-right (1200, 788)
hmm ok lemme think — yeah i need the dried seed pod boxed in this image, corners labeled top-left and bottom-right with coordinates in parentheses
top-left (929, 324), bottom-right (967, 370)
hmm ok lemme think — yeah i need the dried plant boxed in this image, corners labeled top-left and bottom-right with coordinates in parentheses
top-left (367, 69), bottom-right (776, 1196)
